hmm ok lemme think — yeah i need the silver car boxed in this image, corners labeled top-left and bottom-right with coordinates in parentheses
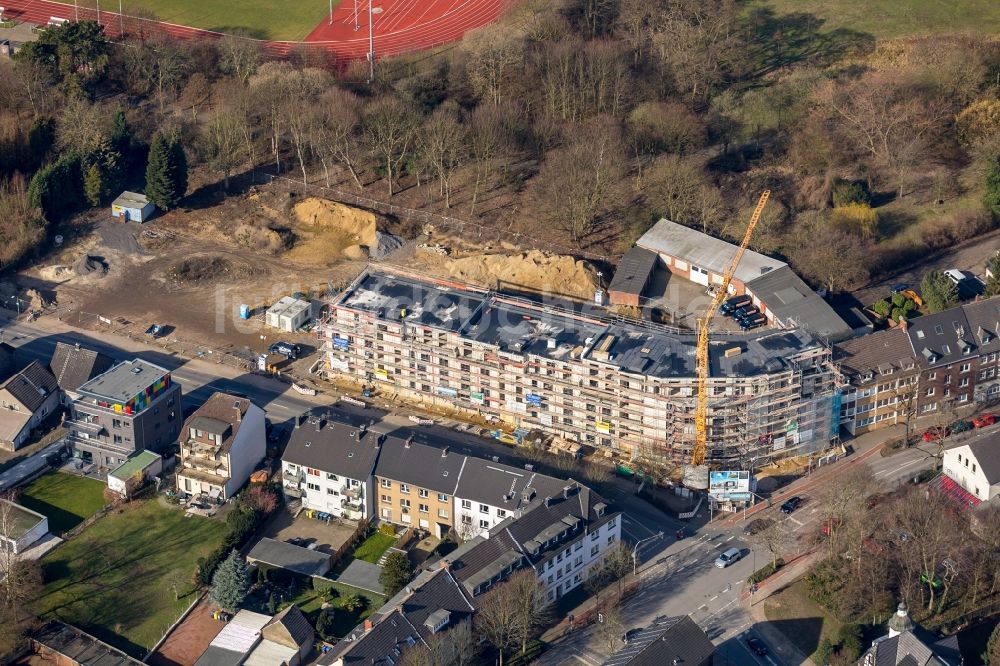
top-left (714, 547), bottom-right (743, 568)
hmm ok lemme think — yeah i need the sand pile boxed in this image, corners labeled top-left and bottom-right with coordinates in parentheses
top-left (293, 198), bottom-right (377, 245)
top-left (443, 250), bottom-right (598, 300)
top-left (287, 198), bottom-right (403, 263)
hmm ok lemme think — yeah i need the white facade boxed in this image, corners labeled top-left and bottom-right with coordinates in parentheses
top-left (282, 461), bottom-right (369, 520)
top-left (266, 297), bottom-right (312, 333)
top-left (177, 402), bottom-right (266, 500)
top-left (942, 445), bottom-right (1000, 502)
top-left (537, 515), bottom-right (621, 603)
top-left (455, 497), bottom-right (518, 539)
top-left (0, 500), bottom-right (48, 554)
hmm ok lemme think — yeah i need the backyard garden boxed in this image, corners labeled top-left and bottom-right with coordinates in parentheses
top-left (15, 471), bottom-right (107, 533)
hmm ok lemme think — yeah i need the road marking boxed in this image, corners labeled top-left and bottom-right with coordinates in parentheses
top-left (710, 595), bottom-right (718, 601)
top-left (726, 535), bottom-right (735, 541)
top-left (788, 517), bottom-right (803, 526)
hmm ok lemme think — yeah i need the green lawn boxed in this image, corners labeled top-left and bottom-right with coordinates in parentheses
top-left (32, 500), bottom-right (227, 657)
top-left (351, 532), bottom-right (396, 564)
top-left (748, 0), bottom-right (1000, 38)
top-left (17, 471), bottom-right (107, 533)
top-left (74, 0), bottom-right (331, 40)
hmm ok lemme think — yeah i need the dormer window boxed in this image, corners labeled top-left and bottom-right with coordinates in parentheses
top-left (863, 372), bottom-right (874, 382)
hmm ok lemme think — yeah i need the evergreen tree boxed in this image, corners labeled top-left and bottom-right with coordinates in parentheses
top-left (28, 154), bottom-right (84, 221)
top-left (985, 156), bottom-right (1000, 219)
top-left (316, 608), bottom-right (336, 641)
top-left (83, 163), bottom-right (106, 207)
top-left (379, 551), bottom-right (413, 598)
top-left (110, 108), bottom-right (130, 157)
top-left (209, 550), bottom-right (250, 613)
top-left (145, 134), bottom-right (186, 211)
top-left (920, 269), bottom-right (960, 313)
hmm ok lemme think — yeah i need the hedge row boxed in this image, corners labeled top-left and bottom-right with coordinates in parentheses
top-left (747, 558), bottom-right (785, 585)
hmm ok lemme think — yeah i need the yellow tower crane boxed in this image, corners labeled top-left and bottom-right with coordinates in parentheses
top-left (691, 190), bottom-right (771, 468)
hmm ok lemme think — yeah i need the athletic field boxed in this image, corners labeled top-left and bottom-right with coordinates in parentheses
top-left (72, 0), bottom-right (331, 40)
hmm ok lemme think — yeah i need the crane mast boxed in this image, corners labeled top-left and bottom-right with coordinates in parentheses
top-left (691, 190), bottom-right (771, 467)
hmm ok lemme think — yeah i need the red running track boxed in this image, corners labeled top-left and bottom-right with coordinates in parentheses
top-left (1, 0), bottom-right (508, 63)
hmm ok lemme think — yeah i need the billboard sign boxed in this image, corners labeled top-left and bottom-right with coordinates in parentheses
top-left (709, 470), bottom-right (751, 501)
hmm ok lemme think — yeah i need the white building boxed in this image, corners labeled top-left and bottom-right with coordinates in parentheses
top-left (281, 415), bottom-right (379, 520)
top-left (176, 393), bottom-right (266, 501)
top-left (107, 450), bottom-right (163, 498)
top-left (266, 296), bottom-right (312, 333)
top-left (942, 431), bottom-right (1000, 505)
top-left (0, 499), bottom-right (48, 554)
top-left (452, 456), bottom-right (567, 540)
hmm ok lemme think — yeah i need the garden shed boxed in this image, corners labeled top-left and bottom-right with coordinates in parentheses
top-left (111, 191), bottom-right (156, 223)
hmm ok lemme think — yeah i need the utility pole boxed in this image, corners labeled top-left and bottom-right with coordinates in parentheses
top-left (329, 0), bottom-right (333, 24)
top-left (96, 0), bottom-right (100, 26)
top-left (354, 0), bottom-right (359, 30)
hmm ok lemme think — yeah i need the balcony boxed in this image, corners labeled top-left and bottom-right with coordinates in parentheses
top-left (342, 485), bottom-right (362, 500)
top-left (65, 420), bottom-right (106, 437)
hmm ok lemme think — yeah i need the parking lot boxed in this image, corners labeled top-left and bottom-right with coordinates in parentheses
top-left (642, 269), bottom-right (749, 333)
top-left (263, 509), bottom-right (357, 554)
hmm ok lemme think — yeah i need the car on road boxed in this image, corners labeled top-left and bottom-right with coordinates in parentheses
top-left (747, 637), bottom-right (769, 656)
top-left (973, 413), bottom-right (996, 428)
top-left (780, 496), bottom-right (803, 514)
top-left (714, 547), bottom-right (744, 568)
top-left (743, 517), bottom-right (774, 536)
top-left (269, 342), bottom-right (301, 359)
top-left (891, 283), bottom-right (910, 293)
top-left (922, 426), bottom-right (949, 442)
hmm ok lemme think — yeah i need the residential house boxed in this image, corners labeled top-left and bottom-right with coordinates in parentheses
top-left (940, 428), bottom-right (1000, 505)
top-left (176, 392), bottom-right (265, 501)
top-left (905, 308), bottom-right (979, 416)
top-left (601, 615), bottom-right (715, 666)
top-left (244, 605), bottom-right (315, 666)
top-left (0, 499), bottom-right (48, 554)
top-left (0, 361), bottom-right (59, 451)
top-left (452, 455), bottom-right (566, 539)
top-left (834, 328), bottom-right (919, 435)
top-left (442, 480), bottom-right (621, 603)
top-left (281, 415), bottom-right (380, 520)
top-left (67, 359), bottom-right (181, 469)
top-left (320, 567), bottom-right (475, 666)
top-left (858, 602), bottom-right (960, 665)
top-left (107, 450), bottom-right (163, 498)
top-left (48, 341), bottom-right (115, 405)
top-left (194, 610), bottom-right (272, 666)
top-left (373, 435), bottom-right (465, 539)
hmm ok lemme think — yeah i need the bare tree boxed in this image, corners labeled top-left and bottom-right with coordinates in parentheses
top-left (601, 543), bottom-right (633, 602)
top-left (0, 497), bottom-right (43, 654)
top-left (202, 108), bottom-right (245, 190)
top-left (894, 378), bottom-right (920, 447)
top-left (594, 602), bottom-right (625, 655)
top-left (467, 102), bottom-right (519, 214)
top-left (892, 487), bottom-right (959, 612)
top-left (463, 25), bottom-right (523, 106)
top-left (314, 87), bottom-right (365, 190)
top-left (283, 68), bottom-right (334, 185)
top-left (219, 32), bottom-right (263, 84)
top-left (644, 155), bottom-right (724, 233)
top-left (506, 569), bottom-right (549, 656)
top-left (419, 106), bottom-right (467, 209)
top-left (363, 96), bottom-right (418, 198)
top-left (749, 520), bottom-right (791, 569)
top-left (476, 578), bottom-right (522, 666)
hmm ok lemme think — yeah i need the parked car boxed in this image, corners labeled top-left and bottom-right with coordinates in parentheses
top-left (720, 295), bottom-right (752, 314)
top-left (922, 426), bottom-right (949, 442)
top-left (740, 315), bottom-right (767, 330)
top-left (622, 628), bottom-right (642, 645)
top-left (890, 283), bottom-right (910, 293)
top-left (269, 342), bottom-right (301, 359)
top-left (949, 419), bottom-right (974, 434)
top-left (747, 638), bottom-right (769, 656)
top-left (714, 547), bottom-right (744, 568)
top-left (780, 496), bottom-right (803, 514)
top-left (733, 305), bottom-right (759, 319)
top-left (973, 413), bottom-right (996, 428)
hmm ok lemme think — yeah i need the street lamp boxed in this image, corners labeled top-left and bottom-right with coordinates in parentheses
top-left (367, 2), bottom-right (382, 84)
top-left (631, 531), bottom-right (664, 575)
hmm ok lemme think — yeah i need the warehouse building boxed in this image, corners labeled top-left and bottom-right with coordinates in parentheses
top-left (317, 267), bottom-right (839, 465)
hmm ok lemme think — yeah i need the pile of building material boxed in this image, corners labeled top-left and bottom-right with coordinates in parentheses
top-left (442, 250), bottom-right (599, 300)
top-left (288, 197), bottom-right (402, 262)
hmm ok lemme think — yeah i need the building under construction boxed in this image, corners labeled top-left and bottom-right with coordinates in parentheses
top-left (318, 266), bottom-right (839, 466)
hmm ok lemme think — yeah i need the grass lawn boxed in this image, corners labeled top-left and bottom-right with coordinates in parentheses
top-left (351, 531), bottom-right (396, 564)
top-left (74, 0), bottom-right (331, 40)
top-left (32, 500), bottom-right (227, 657)
top-left (17, 471), bottom-right (107, 533)
top-left (748, 0), bottom-right (1000, 39)
top-left (762, 579), bottom-right (843, 661)
top-left (246, 577), bottom-right (385, 640)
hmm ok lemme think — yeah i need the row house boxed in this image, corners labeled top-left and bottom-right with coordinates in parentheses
top-left (834, 297), bottom-right (1000, 435)
top-left (318, 267), bottom-right (840, 466)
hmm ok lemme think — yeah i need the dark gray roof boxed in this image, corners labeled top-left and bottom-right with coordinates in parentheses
top-left (958, 297), bottom-right (1000, 355)
top-left (904, 308), bottom-right (977, 369)
top-left (863, 630), bottom-right (952, 666)
top-left (322, 568), bottom-right (475, 665)
top-left (2, 360), bottom-right (57, 412)
top-left (263, 604), bottom-right (314, 649)
top-left (965, 433), bottom-right (1000, 485)
top-left (609, 247), bottom-right (658, 296)
top-left (745, 266), bottom-right (852, 342)
top-left (32, 620), bottom-right (145, 666)
top-left (246, 538), bottom-right (331, 577)
top-left (834, 328), bottom-right (916, 380)
top-left (452, 456), bottom-right (565, 512)
top-left (601, 615), bottom-right (714, 666)
top-left (373, 436), bottom-right (465, 494)
top-left (194, 645), bottom-right (245, 666)
top-left (78, 359), bottom-right (170, 403)
top-left (49, 341), bottom-right (115, 393)
top-left (183, 392), bottom-right (256, 455)
top-left (283, 415), bottom-right (381, 481)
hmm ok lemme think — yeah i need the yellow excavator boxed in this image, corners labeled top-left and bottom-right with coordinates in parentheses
top-left (691, 191), bottom-right (771, 470)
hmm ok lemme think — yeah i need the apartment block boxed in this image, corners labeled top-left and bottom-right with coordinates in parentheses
top-left (281, 416), bottom-right (380, 520)
top-left (176, 392), bottom-right (266, 501)
top-left (67, 359), bottom-right (182, 469)
top-left (318, 267), bottom-right (839, 465)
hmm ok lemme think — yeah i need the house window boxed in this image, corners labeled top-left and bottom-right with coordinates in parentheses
top-left (591, 545), bottom-right (599, 556)
top-left (400, 484), bottom-right (410, 494)
top-left (400, 499), bottom-right (411, 509)
top-left (381, 479), bottom-right (391, 488)
top-left (381, 508), bottom-right (392, 519)
top-left (327, 488), bottom-right (336, 495)
top-left (497, 509), bottom-right (507, 518)
top-left (381, 494), bottom-right (391, 504)
top-left (480, 519), bottom-right (489, 529)
top-left (327, 473), bottom-right (338, 481)
top-left (419, 489), bottom-right (428, 498)
top-left (928, 372), bottom-right (936, 380)
top-left (307, 483), bottom-right (320, 491)
top-left (307, 468), bottom-right (320, 476)
top-left (973, 464), bottom-right (977, 473)
top-left (438, 508), bottom-right (449, 518)
top-left (925, 387), bottom-right (935, 397)
top-left (461, 515), bottom-right (472, 525)
top-left (461, 500), bottom-right (471, 509)
top-left (419, 503), bottom-right (429, 514)
top-left (438, 493), bottom-right (448, 502)
top-left (591, 532), bottom-right (599, 541)
top-left (479, 504), bottom-right (489, 514)
top-left (961, 363), bottom-right (971, 372)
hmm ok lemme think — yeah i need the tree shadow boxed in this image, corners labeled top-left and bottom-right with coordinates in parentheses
top-left (743, 8), bottom-right (876, 77)
top-left (877, 209), bottom-right (918, 240)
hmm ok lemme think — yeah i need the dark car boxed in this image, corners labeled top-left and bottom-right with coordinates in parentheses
top-left (733, 305), bottom-right (759, 319)
top-left (269, 342), bottom-right (301, 359)
top-left (949, 419), bottom-right (974, 434)
top-left (740, 315), bottom-right (767, 330)
top-left (781, 496), bottom-right (803, 514)
top-left (891, 283), bottom-right (909, 293)
top-left (747, 637), bottom-right (769, 656)
top-left (622, 628), bottom-right (642, 645)
top-left (720, 295), bottom-right (752, 314)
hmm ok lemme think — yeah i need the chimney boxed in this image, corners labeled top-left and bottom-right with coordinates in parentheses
top-left (439, 558), bottom-right (449, 570)
top-left (316, 418), bottom-right (324, 432)
top-left (364, 619), bottom-right (374, 632)
top-left (294, 416), bottom-right (301, 429)
top-left (562, 485), bottom-right (572, 499)
top-left (899, 318), bottom-right (908, 332)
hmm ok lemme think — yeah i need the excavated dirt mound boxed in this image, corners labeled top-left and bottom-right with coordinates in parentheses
top-left (286, 197), bottom-right (403, 264)
top-left (442, 250), bottom-right (599, 300)
top-left (293, 198), bottom-right (377, 244)
top-left (168, 256), bottom-right (267, 284)
top-left (74, 255), bottom-right (109, 277)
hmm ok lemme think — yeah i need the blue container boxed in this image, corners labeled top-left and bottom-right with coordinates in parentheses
top-left (239, 304), bottom-right (250, 320)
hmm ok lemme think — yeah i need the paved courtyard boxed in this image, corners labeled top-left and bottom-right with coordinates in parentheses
top-left (263, 509), bottom-right (357, 554)
top-left (643, 268), bottom-right (751, 333)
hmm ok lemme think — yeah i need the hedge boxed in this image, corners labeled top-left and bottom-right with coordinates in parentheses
top-left (747, 558), bottom-right (785, 585)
